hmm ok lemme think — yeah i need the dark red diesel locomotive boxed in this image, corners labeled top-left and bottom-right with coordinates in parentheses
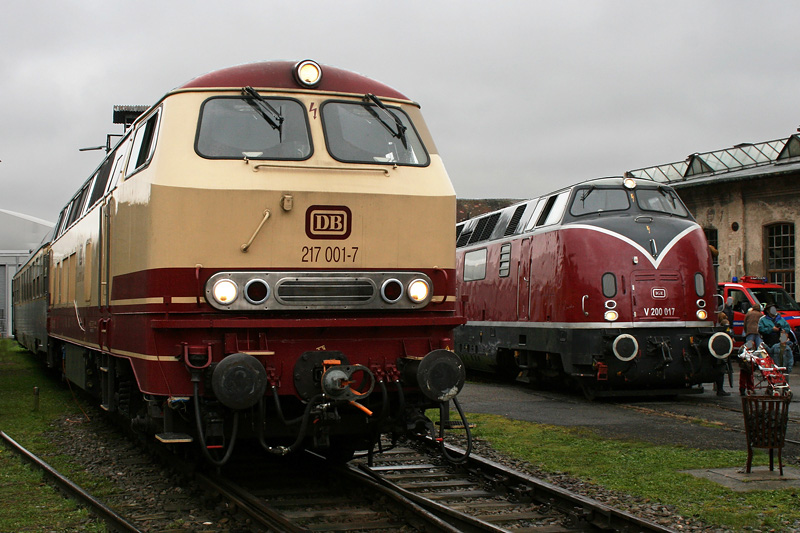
top-left (13, 60), bottom-right (467, 465)
top-left (454, 176), bottom-right (733, 398)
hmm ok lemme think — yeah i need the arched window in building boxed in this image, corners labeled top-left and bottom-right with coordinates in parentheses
top-left (704, 228), bottom-right (719, 281)
top-left (766, 223), bottom-right (795, 297)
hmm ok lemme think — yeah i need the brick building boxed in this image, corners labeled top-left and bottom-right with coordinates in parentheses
top-left (627, 131), bottom-right (800, 296)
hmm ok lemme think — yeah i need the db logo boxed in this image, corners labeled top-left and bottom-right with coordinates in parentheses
top-left (652, 287), bottom-right (667, 299)
top-left (305, 205), bottom-right (352, 240)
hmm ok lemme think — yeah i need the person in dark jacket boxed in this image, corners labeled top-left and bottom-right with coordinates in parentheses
top-left (758, 305), bottom-right (793, 373)
top-left (715, 313), bottom-right (732, 396)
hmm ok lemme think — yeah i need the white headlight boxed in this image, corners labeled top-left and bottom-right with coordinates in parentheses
top-left (697, 309), bottom-right (708, 320)
top-left (407, 279), bottom-right (430, 303)
top-left (212, 279), bottom-right (238, 305)
top-left (604, 310), bottom-right (619, 322)
top-left (294, 60), bottom-right (323, 88)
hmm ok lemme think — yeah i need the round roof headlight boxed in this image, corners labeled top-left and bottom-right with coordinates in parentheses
top-left (294, 60), bottom-right (323, 88)
top-left (623, 177), bottom-right (637, 189)
top-left (212, 279), bottom-right (238, 305)
top-left (407, 279), bottom-right (430, 303)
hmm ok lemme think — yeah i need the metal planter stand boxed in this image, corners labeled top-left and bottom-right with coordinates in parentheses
top-left (741, 393), bottom-right (792, 475)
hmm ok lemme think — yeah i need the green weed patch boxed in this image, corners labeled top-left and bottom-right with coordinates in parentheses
top-left (0, 339), bottom-right (105, 531)
top-left (459, 412), bottom-right (800, 531)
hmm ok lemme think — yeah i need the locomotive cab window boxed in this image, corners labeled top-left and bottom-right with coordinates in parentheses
top-left (321, 101), bottom-right (429, 166)
top-left (196, 97), bottom-right (311, 160)
top-left (464, 249), bottom-right (487, 282)
top-left (570, 187), bottom-right (630, 216)
top-left (636, 187), bottom-right (689, 217)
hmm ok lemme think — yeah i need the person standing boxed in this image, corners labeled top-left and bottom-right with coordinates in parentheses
top-left (743, 305), bottom-right (763, 348)
top-left (739, 305), bottom-right (763, 396)
top-left (758, 305), bottom-right (794, 373)
top-left (723, 297), bottom-right (734, 326)
top-left (714, 312), bottom-right (732, 396)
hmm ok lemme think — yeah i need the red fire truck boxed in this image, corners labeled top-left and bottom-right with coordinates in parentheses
top-left (718, 276), bottom-right (800, 341)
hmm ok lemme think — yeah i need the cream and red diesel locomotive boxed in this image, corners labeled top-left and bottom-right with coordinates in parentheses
top-left (454, 176), bottom-right (734, 398)
top-left (13, 60), bottom-right (466, 464)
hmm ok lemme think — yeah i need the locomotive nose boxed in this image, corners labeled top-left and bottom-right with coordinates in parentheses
top-left (211, 353), bottom-right (268, 410)
top-left (404, 349), bottom-right (466, 402)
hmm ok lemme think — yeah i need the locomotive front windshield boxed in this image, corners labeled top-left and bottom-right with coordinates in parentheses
top-left (321, 102), bottom-right (429, 166)
top-left (569, 187), bottom-right (630, 216)
top-left (636, 187), bottom-right (689, 217)
top-left (569, 184), bottom-right (689, 218)
top-left (196, 97), bottom-right (312, 160)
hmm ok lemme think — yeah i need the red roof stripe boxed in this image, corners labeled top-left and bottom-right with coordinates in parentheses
top-left (178, 60), bottom-right (408, 100)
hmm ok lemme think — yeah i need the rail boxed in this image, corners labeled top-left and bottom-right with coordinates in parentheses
top-left (0, 431), bottom-right (142, 533)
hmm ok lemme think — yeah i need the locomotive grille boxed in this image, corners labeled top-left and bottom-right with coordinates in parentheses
top-left (205, 271), bottom-right (432, 311)
top-left (276, 278), bottom-right (375, 305)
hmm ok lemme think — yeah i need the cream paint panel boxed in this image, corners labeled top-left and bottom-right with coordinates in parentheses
top-left (110, 185), bottom-right (456, 273)
top-left (50, 201), bottom-right (104, 309)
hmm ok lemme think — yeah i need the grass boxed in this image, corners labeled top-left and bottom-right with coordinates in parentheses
top-left (3, 336), bottom-right (797, 531)
top-left (0, 339), bottom-right (107, 532)
top-left (445, 411), bottom-right (800, 531)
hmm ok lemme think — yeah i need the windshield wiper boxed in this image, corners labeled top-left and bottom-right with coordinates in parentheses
top-left (580, 185), bottom-right (595, 204)
top-left (364, 93), bottom-right (408, 149)
top-left (242, 86), bottom-right (284, 140)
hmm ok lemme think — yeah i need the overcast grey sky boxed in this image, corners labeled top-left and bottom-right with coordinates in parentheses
top-left (2, 1), bottom-right (798, 222)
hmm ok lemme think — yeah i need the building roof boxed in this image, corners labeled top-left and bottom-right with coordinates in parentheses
top-left (626, 132), bottom-right (800, 189)
top-left (0, 209), bottom-right (54, 252)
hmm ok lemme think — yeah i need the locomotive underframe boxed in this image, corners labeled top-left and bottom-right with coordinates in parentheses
top-left (455, 323), bottom-right (730, 396)
top-left (45, 318), bottom-right (463, 460)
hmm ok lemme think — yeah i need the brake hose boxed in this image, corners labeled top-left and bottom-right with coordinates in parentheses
top-left (438, 397), bottom-right (472, 464)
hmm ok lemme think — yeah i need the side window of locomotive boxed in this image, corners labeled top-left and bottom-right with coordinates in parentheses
top-left (522, 199), bottom-right (544, 232)
top-left (125, 109), bottom-right (161, 179)
top-left (321, 101), bottom-right (429, 166)
top-left (463, 248), bottom-right (488, 282)
top-left (53, 209), bottom-right (67, 239)
top-left (570, 187), bottom-right (630, 216)
top-left (87, 154), bottom-right (115, 208)
top-left (64, 182), bottom-right (91, 230)
top-left (499, 244), bottom-right (512, 277)
top-left (196, 97), bottom-right (311, 160)
top-left (536, 192), bottom-right (570, 227)
top-left (636, 187), bottom-right (689, 217)
top-left (106, 140), bottom-right (131, 193)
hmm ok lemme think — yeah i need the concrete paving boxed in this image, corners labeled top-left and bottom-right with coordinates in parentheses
top-left (456, 371), bottom-right (800, 491)
top-left (683, 466), bottom-right (800, 492)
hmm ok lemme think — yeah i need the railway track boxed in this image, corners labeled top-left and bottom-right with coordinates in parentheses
top-left (0, 430), bottom-right (143, 533)
top-left (201, 439), bottom-right (676, 532)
